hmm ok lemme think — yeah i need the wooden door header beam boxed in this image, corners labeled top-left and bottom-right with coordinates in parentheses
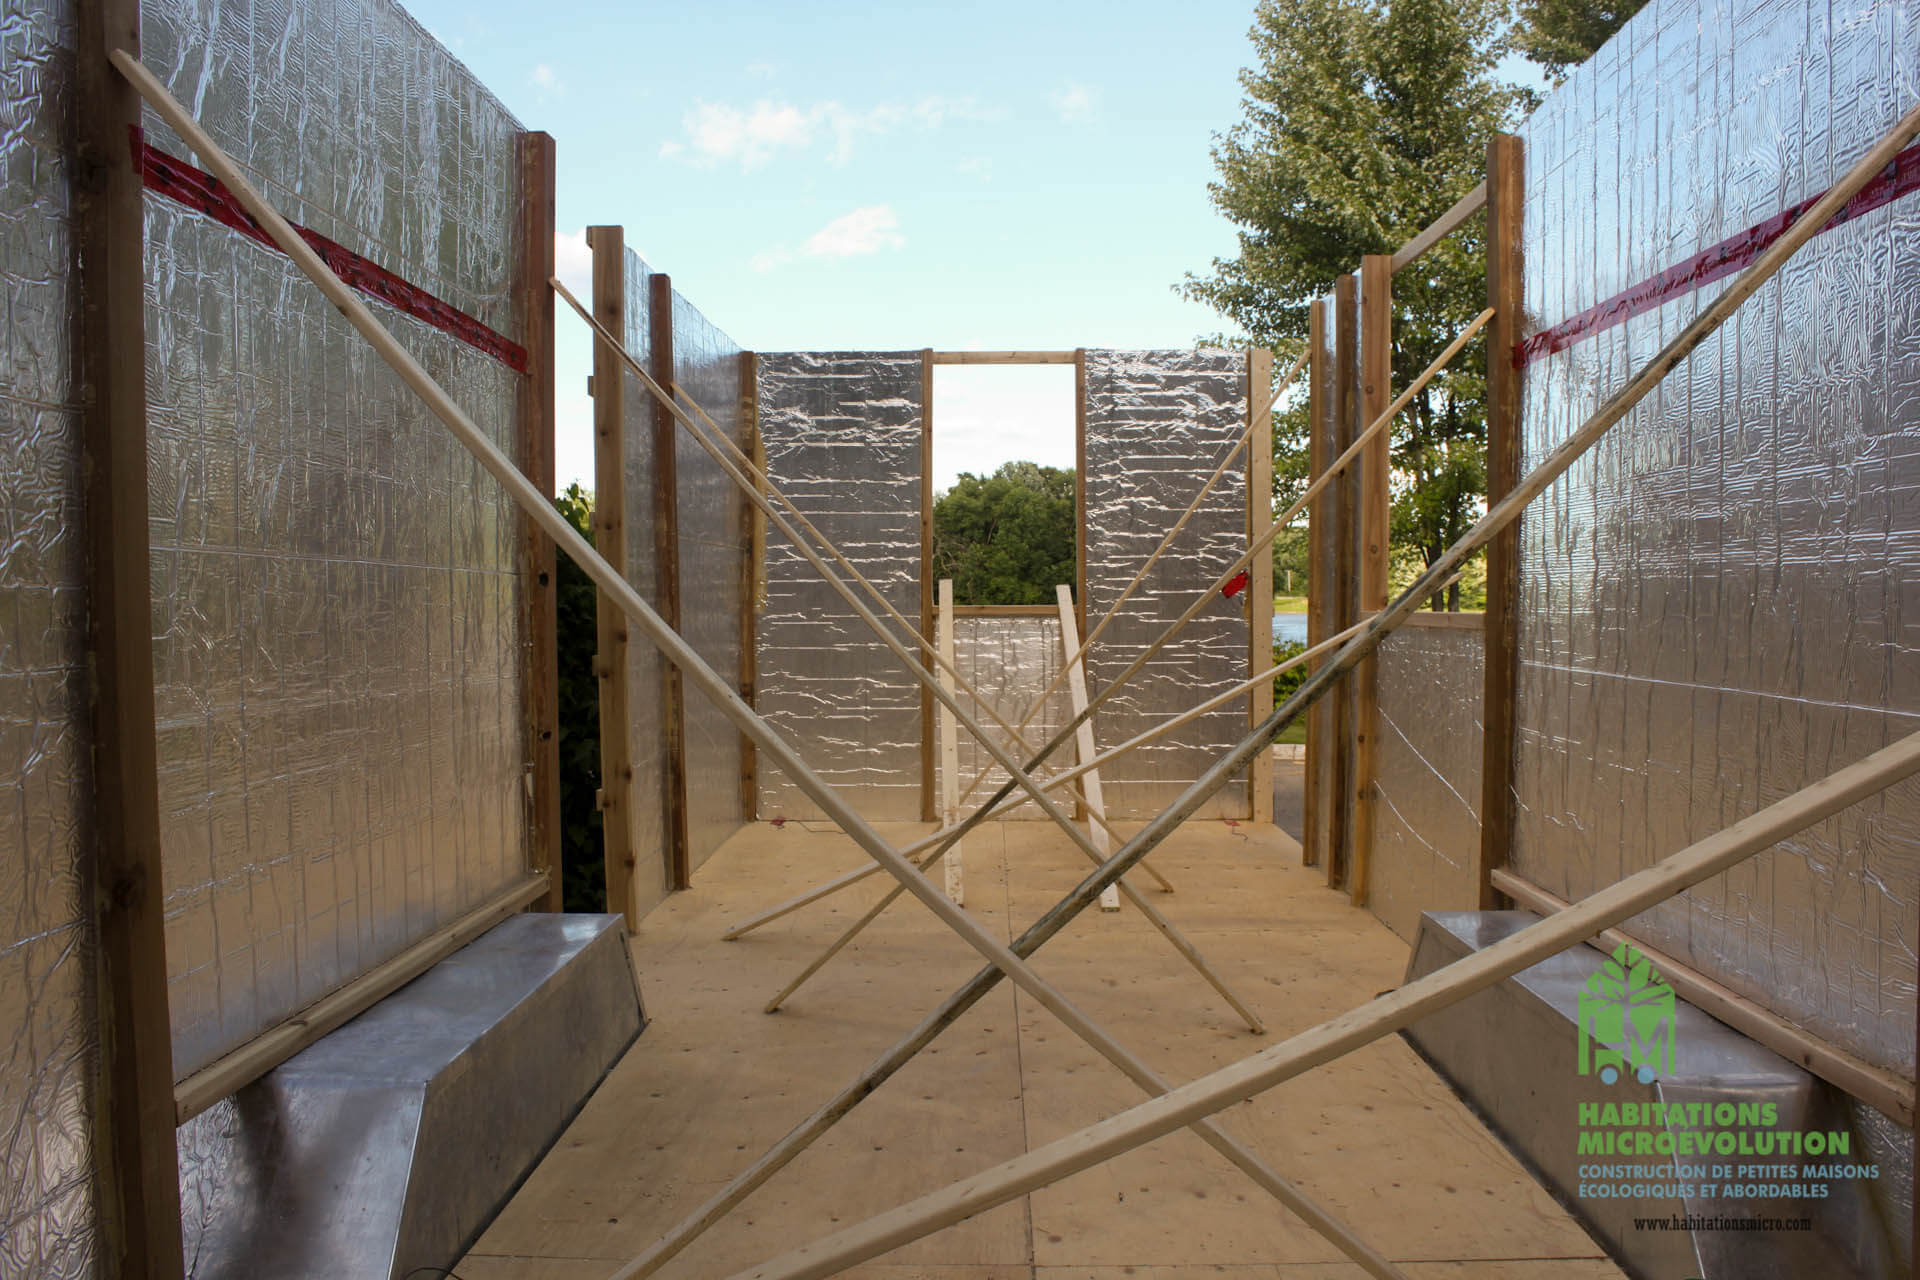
top-left (929, 351), bottom-right (1078, 365)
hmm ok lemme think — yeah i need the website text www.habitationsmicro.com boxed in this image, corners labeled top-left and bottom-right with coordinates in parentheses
top-left (1632, 1214), bottom-right (1813, 1232)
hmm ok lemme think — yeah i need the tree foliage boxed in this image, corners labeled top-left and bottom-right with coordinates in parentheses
top-left (931, 461), bottom-right (1076, 605)
top-left (553, 483), bottom-right (606, 914)
top-left (1512, 0), bottom-right (1648, 80)
top-left (1183, 0), bottom-right (1523, 608)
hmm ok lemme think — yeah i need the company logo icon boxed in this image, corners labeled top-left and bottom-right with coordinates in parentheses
top-left (1577, 942), bottom-right (1677, 1085)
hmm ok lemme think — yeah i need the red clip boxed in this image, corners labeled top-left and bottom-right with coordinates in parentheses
top-left (1222, 569), bottom-right (1250, 599)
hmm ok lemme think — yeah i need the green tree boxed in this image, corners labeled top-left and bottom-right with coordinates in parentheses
top-left (931, 461), bottom-right (1076, 605)
top-left (1512, 0), bottom-right (1647, 81)
top-left (552, 482), bottom-right (606, 914)
top-left (1183, 0), bottom-right (1522, 609)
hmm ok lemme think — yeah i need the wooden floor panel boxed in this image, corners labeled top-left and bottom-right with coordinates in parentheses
top-left (462, 818), bottom-right (1621, 1279)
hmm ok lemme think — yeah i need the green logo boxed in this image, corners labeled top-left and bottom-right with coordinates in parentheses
top-left (1578, 942), bottom-right (1677, 1085)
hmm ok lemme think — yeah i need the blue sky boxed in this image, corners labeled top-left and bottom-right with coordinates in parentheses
top-left (400, 0), bottom-right (1270, 491)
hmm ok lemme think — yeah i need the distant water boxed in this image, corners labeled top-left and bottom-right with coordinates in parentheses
top-left (1270, 613), bottom-right (1310, 646)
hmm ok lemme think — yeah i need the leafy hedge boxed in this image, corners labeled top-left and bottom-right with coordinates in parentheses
top-left (552, 484), bottom-right (606, 913)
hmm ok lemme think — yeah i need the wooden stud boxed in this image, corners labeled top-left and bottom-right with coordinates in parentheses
top-left (77, 5), bottom-right (186, 1272)
top-left (928, 350), bottom-right (1079, 365)
top-left (936, 580), bottom-right (964, 904)
top-left (589, 226), bottom-right (638, 929)
top-left (1390, 180), bottom-right (1487, 274)
top-left (651, 272), bottom-right (690, 890)
top-left (1247, 349), bottom-right (1276, 825)
top-left (1400, 610), bottom-right (1485, 631)
top-left (1476, 133), bottom-right (1525, 911)
top-left (950, 603), bottom-right (1059, 617)
top-left (1057, 587), bottom-right (1122, 911)
top-left (174, 875), bottom-right (550, 1123)
top-left (1491, 869), bottom-right (1916, 1129)
top-left (515, 132), bottom-right (561, 910)
top-left (1303, 300), bottom-right (1330, 869)
top-left (1351, 256), bottom-right (1391, 907)
top-left (920, 350), bottom-right (937, 823)
top-left (1328, 275), bottom-right (1358, 890)
top-left (740, 351), bottom-right (760, 822)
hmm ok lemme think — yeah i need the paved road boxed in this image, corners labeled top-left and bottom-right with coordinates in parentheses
top-left (1272, 759), bottom-right (1305, 845)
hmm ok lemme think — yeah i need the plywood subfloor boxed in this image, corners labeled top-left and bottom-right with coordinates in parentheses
top-left (462, 818), bottom-right (1624, 1279)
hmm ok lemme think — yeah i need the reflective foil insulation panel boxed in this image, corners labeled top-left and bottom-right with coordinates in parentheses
top-left (669, 289), bottom-right (751, 876)
top-left (1369, 626), bottom-right (1485, 943)
top-left (947, 616), bottom-right (1073, 807)
top-left (754, 353), bottom-right (926, 823)
top-left (1510, 0), bottom-right (1918, 1083)
top-left (1082, 350), bottom-right (1253, 820)
top-left (0, 0), bottom-right (104, 1268)
top-left (615, 251), bottom-right (669, 918)
top-left (139, 0), bottom-right (532, 1082)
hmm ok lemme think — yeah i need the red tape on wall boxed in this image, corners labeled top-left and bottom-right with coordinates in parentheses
top-left (1516, 141), bottom-right (1920, 368)
top-left (131, 127), bottom-right (529, 374)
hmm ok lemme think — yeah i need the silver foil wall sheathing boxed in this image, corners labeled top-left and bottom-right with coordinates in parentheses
top-left (617, 251), bottom-right (670, 919)
top-left (1510, 0), bottom-right (1918, 1082)
top-left (755, 353), bottom-right (926, 822)
top-left (1368, 626), bottom-right (1485, 943)
top-left (0, 0), bottom-right (104, 1267)
top-left (947, 617), bottom-right (1074, 810)
top-left (140, 0), bottom-right (532, 1083)
top-left (1082, 351), bottom-right (1253, 820)
top-left (670, 289), bottom-right (751, 875)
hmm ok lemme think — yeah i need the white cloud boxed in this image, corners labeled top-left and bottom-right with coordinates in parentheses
top-left (803, 206), bottom-right (904, 258)
top-left (553, 228), bottom-right (593, 300)
top-left (1051, 82), bottom-right (1098, 123)
top-left (751, 205), bottom-right (906, 273)
top-left (530, 63), bottom-right (565, 99)
top-left (660, 95), bottom-right (996, 170)
top-left (750, 246), bottom-right (796, 274)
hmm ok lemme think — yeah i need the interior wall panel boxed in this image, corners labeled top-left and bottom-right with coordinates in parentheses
top-left (1082, 350), bottom-right (1252, 820)
top-left (1369, 626), bottom-right (1485, 942)
top-left (754, 352), bottom-right (924, 822)
top-left (0, 0), bottom-right (104, 1266)
top-left (1509, 0), bottom-right (1918, 1084)
top-left (140, 0), bottom-right (530, 1082)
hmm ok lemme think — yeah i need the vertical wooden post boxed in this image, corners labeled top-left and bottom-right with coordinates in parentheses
top-left (739, 351), bottom-right (760, 822)
top-left (588, 226), bottom-right (637, 929)
top-left (919, 349), bottom-right (937, 823)
top-left (1302, 300), bottom-right (1330, 868)
top-left (1246, 348), bottom-right (1276, 825)
top-left (936, 579), bottom-right (964, 905)
top-left (76, 3), bottom-right (186, 1273)
top-left (514, 132), bottom-right (561, 911)
top-left (1476, 133), bottom-right (1525, 911)
top-left (1351, 255), bottom-right (1392, 907)
top-left (1327, 274), bottom-right (1359, 891)
top-left (651, 273), bottom-right (690, 890)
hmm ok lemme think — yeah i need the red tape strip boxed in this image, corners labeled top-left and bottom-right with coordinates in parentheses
top-left (1222, 569), bottom-right (1250, 599)
top-left (1515, 140), bottom-right (1920, 368)
top-left (131, 127), bottom-right (529, 374)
